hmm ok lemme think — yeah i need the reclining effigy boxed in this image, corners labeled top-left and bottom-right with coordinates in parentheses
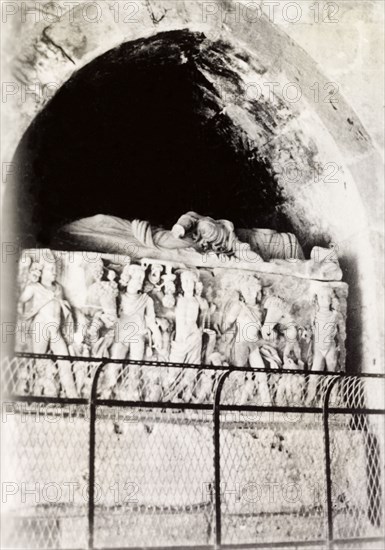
top-left (14, 212), bottom-right (348, 403)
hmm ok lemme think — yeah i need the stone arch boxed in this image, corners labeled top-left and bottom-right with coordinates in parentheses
top-left (2, 1), bottom-right (383, 373)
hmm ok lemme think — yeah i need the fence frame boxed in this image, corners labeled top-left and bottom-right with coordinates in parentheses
top-left (3, 352), bottom-right (385, 550)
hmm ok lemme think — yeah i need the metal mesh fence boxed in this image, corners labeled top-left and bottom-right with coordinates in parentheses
top-left (326, 376), bottom-right (385, 544)
top-left (2, 401), bottom-right (89, 549)
top-left (93, 406), bottom-right (214, 548)
top-left (219, 408), bottom-right (327, 545)
top-left (2, 355), bottom-right (223, 404)
top-left (218, 371), bottom-right (331, 546)
top-left (1, 355), bottom-right (99, 399)
top-left (98, 362), bottom-right (224, 404)
top-left (1, 355), bottom-right (384, 550)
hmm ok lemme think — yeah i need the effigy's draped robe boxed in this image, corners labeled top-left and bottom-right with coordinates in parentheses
top-left (54, 215), bottom-right (304, 261)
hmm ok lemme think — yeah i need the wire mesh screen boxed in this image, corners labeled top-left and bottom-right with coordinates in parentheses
top-left (1, 356), bottom-right (223, 404)
top-left (220, 410), bottom-right (328, 544)
top-left (96, 362), bottom-right (224, 405)
top-left (326, 376), bottom-right (385, 543)
top-left (1, 402), bottom-right (89, 549)
top-left (218, 371), bottom-right (331, 546)
top-left (1, 355), bottom-right (99, 398)
top-left (2, 355), bottom-right (384, 550)
top-left (93, 406), bottom-right (215, 547)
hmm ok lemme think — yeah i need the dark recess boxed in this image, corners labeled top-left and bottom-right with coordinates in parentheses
top-left (8, 30), bottom-right (292, 247)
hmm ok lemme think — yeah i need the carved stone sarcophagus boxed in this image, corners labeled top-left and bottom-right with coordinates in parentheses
top-left (15, 212), bottom-right (348, 399)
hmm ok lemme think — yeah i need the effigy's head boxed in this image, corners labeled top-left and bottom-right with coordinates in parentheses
top-left (120, 264), bottom-right (145, 292)
top-left (194, 218), bottom-right (227, 252)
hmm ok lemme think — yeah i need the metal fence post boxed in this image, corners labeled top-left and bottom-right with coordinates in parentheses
top-left (213, 370), bottom-right (232, 550)
top-left (322, 376), bottom-right (340, 550)
top-left (88, 363), bottom-right (105, 550)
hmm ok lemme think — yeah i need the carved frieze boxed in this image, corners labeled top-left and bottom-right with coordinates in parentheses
top-left (15, 246), bottom-right (348, 398)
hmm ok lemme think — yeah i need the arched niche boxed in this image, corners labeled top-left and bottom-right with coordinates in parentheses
top-left (2, 9), bottom-right (382, 375)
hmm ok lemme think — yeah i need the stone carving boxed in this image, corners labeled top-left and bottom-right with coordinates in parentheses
top-left (236, 228), bottom-right (304, 261)
top-left (17, 254), bottom-right (78, 397)
top-left (142, 261), bottom-right (165, 315)
top-left (54, 212), bottom-right (342, 281)
top-left (71, 260), bottom-right (119, 396)
top-left (15, 248), bottom-right (348, 403)
top-left (305, 283), bottom-right (344, 405)
top-left (166, 271), bottom-right (205, 400)
top-left (84, 260), bottom-right (119, 355)
top-left (312, 284), bottom-right (341, 372)
top-left (162, 271), bottom-right (177, 309)
top-left (170, 271), bottom-right (203, 364)
top-left (260, 296), bottom-right (309, 405)
top-left (262, 296), bottom-right (303, 368)
top-left (141, 260), bottom-right (176, 362)
top-left (102, 263), bottom-right (163, 398)
top-left (218, 275), bottom-right (283, 405)
top-left (171, 211), bottom-right (262, 262)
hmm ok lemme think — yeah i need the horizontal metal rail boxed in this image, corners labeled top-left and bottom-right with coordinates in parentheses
top-left (5, 394), bottom-right (385, 417)
top-left (12, 351), bottom-right (385, 378)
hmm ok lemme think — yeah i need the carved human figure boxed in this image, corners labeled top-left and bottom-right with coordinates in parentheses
top-left (102, 264), bottom-right (162, 398)
top-left (221, 277), bottom-right (273, 366)
top-left (172, 211), bottom-right (262, 262)
top-left (145, 262), bottom-right (163, 285)
top-left (312, 286), bottom-right (340, 371)
top-left (169, 271), bottom-right (203, 365)
top-left (195, 281), bottom-right (210, 329)
top-left (142, 262), bottom-right (168, 364)
top-left (138, 271), bottom-right (175, 371)
top-left (165, 271), bottom-right (205, 401)
top-left (220, 275), bottom-right (274, 405)
top-left (142, 270), bottom-right (176, 364)
top-left (58, 213), bottom-right (347, 281)
top-left (306, 286), bottom-right (341, 405)
top-left (262, 296), bottom-right (308, 404)
top-left (161, 273), bottom-right (176, 309)
top-left (17, 258), bottom-right (78, 397)
top-left (194, 280), bottom-right (218, 367)
top-left (85, 262), bottom-right (118, 356)
top-left (87, 262), bottom-right (118, 311)
top-left (204, 284), bottom-right (216, 326)
top-left (143, 262), bottom-right (164, 316)
top-left (262, 296), bottom-right (302, 367)
top-left (298, 325), bottom-right (313, 368)
top-left (69, 263), bottom-right (118, 395)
